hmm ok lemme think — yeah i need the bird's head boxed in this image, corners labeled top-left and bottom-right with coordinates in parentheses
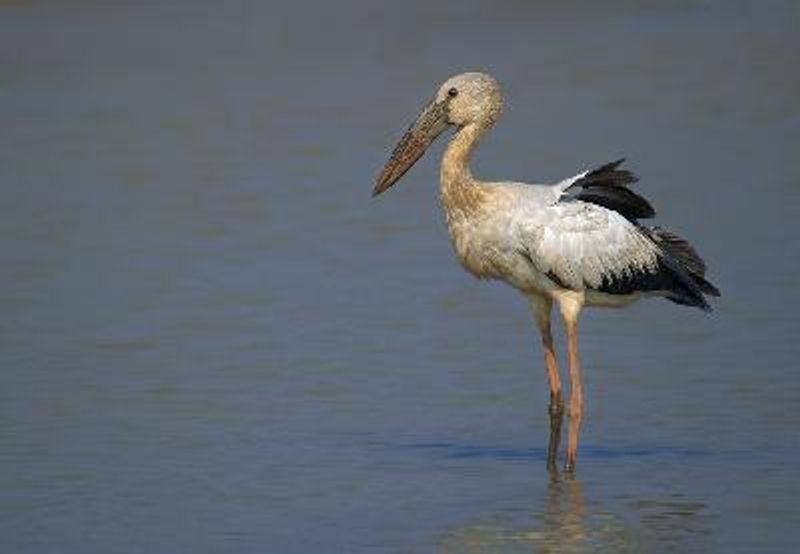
top-left (373, 72), bottom-right (503, 196)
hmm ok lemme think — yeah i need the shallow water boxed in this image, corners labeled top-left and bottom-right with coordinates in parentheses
top-left (1, 1), bottom-right (799, 552)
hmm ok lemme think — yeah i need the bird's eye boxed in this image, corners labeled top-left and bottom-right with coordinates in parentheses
top-left (447, 87), bottom-right (458, 98)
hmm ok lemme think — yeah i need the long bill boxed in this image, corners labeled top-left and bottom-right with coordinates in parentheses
top-left (372, 98), bottom-right (450, 196)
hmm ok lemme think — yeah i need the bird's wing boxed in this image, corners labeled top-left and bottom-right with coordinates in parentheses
top-left (516, 200), bottom-right (662, 293)
top-left (512, 160), bottom-right (713, 309)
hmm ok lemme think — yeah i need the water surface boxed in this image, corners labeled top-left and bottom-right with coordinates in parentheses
top-left (1, 1), bottom-right (799, 552)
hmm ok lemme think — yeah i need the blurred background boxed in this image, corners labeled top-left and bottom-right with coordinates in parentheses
top-left (1, 0), bottom-right (798, 552)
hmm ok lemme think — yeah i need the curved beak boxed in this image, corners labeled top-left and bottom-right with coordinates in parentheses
top-left (373, 98), bottom-right (450, 196)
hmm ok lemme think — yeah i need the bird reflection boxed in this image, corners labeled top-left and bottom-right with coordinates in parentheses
top-left (536, 472), bottom-right (595, 554)
top-left (439, 464), bottom-right (712, 552)
top-left (439, 472), bottom-right (608, 553)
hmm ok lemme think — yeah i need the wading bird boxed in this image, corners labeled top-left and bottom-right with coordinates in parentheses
top-left (372, 72), bottom-right (719, 472)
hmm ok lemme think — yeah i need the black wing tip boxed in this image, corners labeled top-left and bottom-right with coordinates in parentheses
top-left (668, 293), bottom-right (714, 312)
top-left (644, 226), bottom-right (721, 299)
top-left (590, 157), bottom-right (624, 170)
top-left (585, 158), bottom-right (640, 185)
top-left (658, 254), bottom-right (719, 312)
top-left (694, 276), bottom-right (721, 297)
top-left (569, 189), bottom-right (654, 219)
top-left (563, 158), bottom-right (651, 220)
top-left (564, 178), bottom-right (654, 220)
top-left (591, 248), bottom-right (719, 313)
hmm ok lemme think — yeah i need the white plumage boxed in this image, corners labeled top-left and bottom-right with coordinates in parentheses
top-left (521, 200), bottom-right (660, 292)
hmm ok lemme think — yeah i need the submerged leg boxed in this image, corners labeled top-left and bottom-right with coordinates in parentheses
top-left (546, 391), bottom-right (564, 475)
top-left (528, 295), bottom-right (564, 471)
top-left (557, 293), bottom-right (585, 473)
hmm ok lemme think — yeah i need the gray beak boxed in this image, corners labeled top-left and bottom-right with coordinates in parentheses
top-left (373, 98), bottom-right (450, 196)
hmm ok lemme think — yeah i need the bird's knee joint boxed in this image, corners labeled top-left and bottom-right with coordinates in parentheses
top-left (549, 391), bottom-right (564, 417)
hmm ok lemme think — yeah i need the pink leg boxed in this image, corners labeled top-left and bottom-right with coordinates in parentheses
top-left (529, 296), bottom-right (564, 471)
top-left (563, 313), bottom-right (583, 472)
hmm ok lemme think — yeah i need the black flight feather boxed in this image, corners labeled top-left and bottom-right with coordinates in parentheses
top-left (589, 224), bottom-right (720, 310)
top-left (590, 253), bottom-right (712, 312)
top-left (642, 226), bottom-right (721, 297)
top-left (645, 227), bottom-right (706, 275)
top-left (562, 159), bottom-right (655, 220)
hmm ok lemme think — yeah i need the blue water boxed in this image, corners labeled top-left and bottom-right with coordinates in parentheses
top-left (1, 1), bottom-right (799, 552)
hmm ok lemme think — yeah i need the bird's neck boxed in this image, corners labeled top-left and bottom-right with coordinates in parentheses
top-left (440, 123), bottom-right (487, 217)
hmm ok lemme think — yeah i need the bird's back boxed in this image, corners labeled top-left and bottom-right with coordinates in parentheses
top-left (443, 161), bottom-right (719, 310)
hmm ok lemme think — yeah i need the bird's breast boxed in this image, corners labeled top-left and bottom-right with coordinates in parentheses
top-left (442, 203), bottom-right (557, 294)
top-left (443, 211), bottom-right (517, 281)
top-left (439, 181), bottom-right (552, 289)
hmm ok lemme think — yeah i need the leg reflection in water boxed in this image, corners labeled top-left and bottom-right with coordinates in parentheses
top-left (538, 470), bottom-right (589, 553)
top-left (438, 471), bottom-right (603, 553)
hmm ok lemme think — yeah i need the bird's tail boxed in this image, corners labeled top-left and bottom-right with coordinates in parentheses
top-left (644, 226), bottom-right (720, 309)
